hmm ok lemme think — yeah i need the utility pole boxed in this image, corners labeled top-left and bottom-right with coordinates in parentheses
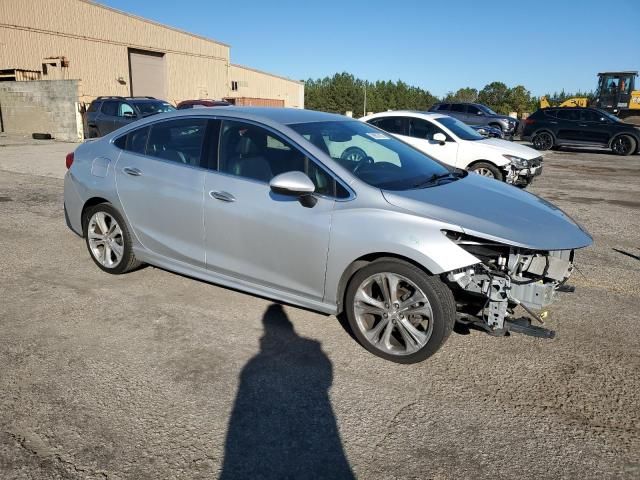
top-left (363, 83), bottom-right (367, 117)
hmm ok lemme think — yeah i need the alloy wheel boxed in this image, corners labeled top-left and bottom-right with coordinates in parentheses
top-left (533, 132), bottom-right (553, 150)
top-left (612, 136), bottom-right (632, 155)
top-left (87, 211), bottom-right (124, 269)
top-left (474, 167), bottom-right (495, 178)
top-left (353, 272), bottom-right (434, 356)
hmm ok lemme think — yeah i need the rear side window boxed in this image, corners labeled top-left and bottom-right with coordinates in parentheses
top-left (556, 109), bottom-right (580, 121)
top-left (436, 104), bottom-right (451, 111)
top-left (87, 101), bottom-right (101, 113)
top-left (543, 109), bottom-right (558, 118)
top-left (450, 104), bottom-right (466, 112)
top-left (146, 118), bottom-right (207, 166)
top-left (113, 126), bottom-right (149, 154)
top-left (100, 101), bottom-right (118, 116)
top-left (369, 117), bottom-right (406, 135)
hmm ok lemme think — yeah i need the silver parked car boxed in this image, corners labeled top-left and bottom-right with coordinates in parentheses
top-left (64, 108), bottom-right (592, 363)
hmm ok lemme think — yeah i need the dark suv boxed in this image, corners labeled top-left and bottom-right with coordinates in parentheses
top-left (429, 102), bottom-right (518, 136)
top-left (522, 107), bottom-right (640, 156)
top-left (84, 96), bottom-right (175, 138)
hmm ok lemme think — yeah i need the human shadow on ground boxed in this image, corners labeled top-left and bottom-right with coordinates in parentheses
top-left (219, 304), bottom-right (355, 480)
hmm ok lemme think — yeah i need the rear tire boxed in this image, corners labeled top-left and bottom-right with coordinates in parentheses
top-left (611, 135), bottom-right (636, 156)
top-left (345, 259), bottom-right (456, 364)
top-left (468, 161), bottom-right (504, 181)
top-left (532, 131), bottom-right (554, 151)
top-left (83, 203), bottom-right (142, 274)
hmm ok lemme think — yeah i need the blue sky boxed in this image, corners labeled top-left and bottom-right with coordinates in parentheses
top-left (100, 0), bottom-right (640, 97)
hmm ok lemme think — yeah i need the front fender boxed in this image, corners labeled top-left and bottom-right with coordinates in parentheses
top-left (323, 207), bottom-right (480, 306)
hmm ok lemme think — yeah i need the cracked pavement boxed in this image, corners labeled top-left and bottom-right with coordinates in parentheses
top-left (0, 140), bottom-right (639, 479)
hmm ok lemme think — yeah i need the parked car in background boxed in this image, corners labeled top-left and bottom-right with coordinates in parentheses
top-left (471, 124), bottom-right (504, 138)
top-left (522, 107), bottom-right (640, 155)
top-left (63, 107), bottom-right (591, 363)
top-left (84, 96), bottom-right (175, 138)
top-left (176, 99), bottom-right (231, 109)
top-left (430, 102), bottom-right (518, 137)
top-left (361, 111), bottom-right (543, 186)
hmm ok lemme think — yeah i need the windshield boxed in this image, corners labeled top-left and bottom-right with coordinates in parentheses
top-left (435, 117), bottom-right (485, 141)
top-left (479, 104), bottom-right (497, 115)
top-left (136, 101), bottom-right (176, 116)
top-left (289, 120), bottom-right (461, 191)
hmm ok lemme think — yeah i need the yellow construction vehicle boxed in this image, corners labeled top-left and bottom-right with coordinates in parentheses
top-left (540, 71), bottom-right (640, 124)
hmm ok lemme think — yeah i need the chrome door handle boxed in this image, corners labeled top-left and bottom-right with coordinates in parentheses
top-left (209, 190), bottom-right (236, 202)
top-left (123, 167), bottom-right (142, 176)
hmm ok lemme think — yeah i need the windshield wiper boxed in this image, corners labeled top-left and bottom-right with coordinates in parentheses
top-left (412, 171), bottom-right (463, 188)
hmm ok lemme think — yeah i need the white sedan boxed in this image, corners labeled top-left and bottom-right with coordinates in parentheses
top-left (360, 111), bottom-right (543, 187)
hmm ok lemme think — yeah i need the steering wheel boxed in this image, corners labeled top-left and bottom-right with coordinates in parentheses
top-left (352, 156), bottom-right (374, 174)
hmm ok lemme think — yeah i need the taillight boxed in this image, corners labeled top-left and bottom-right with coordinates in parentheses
top-left (524, 118), bottom-right (536, 125)
top-left (65, 152), bottom-right (74, 169)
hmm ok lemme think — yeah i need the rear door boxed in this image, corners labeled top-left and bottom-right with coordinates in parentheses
top-left (448, 104), bottom-right (467, 123)
top-left (97, 100), bottom-right (118, 135)
top-left (115, 117), bottom-right (210, 267)
top-left (555, 109), bottom-right (582, 142)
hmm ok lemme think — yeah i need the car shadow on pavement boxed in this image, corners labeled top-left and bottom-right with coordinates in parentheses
top-left (219, 304), bottom-right (355, 480)
top-left (612, 248), bottom-right (640, 261)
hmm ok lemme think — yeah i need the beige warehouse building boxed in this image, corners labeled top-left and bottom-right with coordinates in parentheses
top-left (0, 0), bottom-right (304, 107)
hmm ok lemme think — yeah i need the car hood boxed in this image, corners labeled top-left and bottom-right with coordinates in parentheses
top-left (382, 174), bottom-right (592, 251)
top-left (475, 138), bottom-right (542, 160)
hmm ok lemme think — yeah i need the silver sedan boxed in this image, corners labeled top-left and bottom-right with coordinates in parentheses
top-left (63, 108), bottom-right (592, 363)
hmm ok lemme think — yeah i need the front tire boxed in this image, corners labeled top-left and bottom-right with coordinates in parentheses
top-left (345, 260), bottom-right (456, 364)
top-left (468, 161), bottom-right (504, 181)
top-left (611, 135), bottom-right (636, 156)
top-left (83, 203), bottom-right (141, 274)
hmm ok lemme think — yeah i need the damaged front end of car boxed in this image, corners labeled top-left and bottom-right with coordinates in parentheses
top-left (443, 231), bottom-right (578, 338)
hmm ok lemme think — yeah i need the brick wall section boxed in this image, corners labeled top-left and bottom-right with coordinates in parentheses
top-left (0, 80), bottom-right (81, 142)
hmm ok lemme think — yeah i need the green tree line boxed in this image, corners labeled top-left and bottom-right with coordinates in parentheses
top-left (304, 72), bottom-right (593, 118)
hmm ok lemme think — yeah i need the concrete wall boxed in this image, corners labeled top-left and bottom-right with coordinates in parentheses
top-left (229, 64), bottom-right (304, 108)
top-left (0, 80), bottom-right (81, 141)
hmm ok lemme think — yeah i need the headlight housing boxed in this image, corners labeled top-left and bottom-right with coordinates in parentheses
top-left (503, 154), bottom-right (530, 169)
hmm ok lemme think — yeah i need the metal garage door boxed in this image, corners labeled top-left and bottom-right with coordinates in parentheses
top-left (129, 49), bottom-right (166, 99)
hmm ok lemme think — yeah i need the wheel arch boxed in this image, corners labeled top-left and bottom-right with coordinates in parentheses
top-left (609, 132), bottom-right (639, 152)
top-left (335, 252), bottom-right (437, 315)
top-left (532, 128), bottom-right (556, 140)
top-left (81, 197), bottom-right (111, 235)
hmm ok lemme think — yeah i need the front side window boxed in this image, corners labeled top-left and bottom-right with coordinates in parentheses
top-left (434, 116), bottom-right (484, 141)
top-left (450, 104), bottom-right (466, 113)
top-left (290, 120), bottom-right (457, 191)
top-left (118, 102), bottom-right (135, 117)
top-left (467, 105), bottom-right (481, 115)
top-left (478, 104), bottom-right (498, 115)
top-left (218, 120), bottom-right (345, 197)
top-left (406, 117), bottom-right (444, 141)
top-left (146, 118), bottom-right (207, 166)
top-left (369, 117), bottom-right (406, 135)
top-left (100, 101), bottom-right (118, 116)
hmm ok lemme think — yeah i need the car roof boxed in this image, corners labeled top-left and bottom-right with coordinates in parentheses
top-left (163, 107), bottom-right (350, 125)
top-left (363, 110), bottom-right (448, 121)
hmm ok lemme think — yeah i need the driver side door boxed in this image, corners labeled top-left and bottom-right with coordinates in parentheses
top-left (204, 120), bottom-right (342, 302)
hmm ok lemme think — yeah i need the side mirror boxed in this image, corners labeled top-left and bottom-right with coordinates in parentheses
top-left (433, 132), bottom-right (447, 145)
top-left (270, 171), bottom-right (317, 207)
top-left (476, 111), bottom-right (484, 115)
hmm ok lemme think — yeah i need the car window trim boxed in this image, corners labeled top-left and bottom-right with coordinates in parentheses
top-left (111, 116), bottom-right (211, 172)
top-left (212, 116), bottom-right (355, 201)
